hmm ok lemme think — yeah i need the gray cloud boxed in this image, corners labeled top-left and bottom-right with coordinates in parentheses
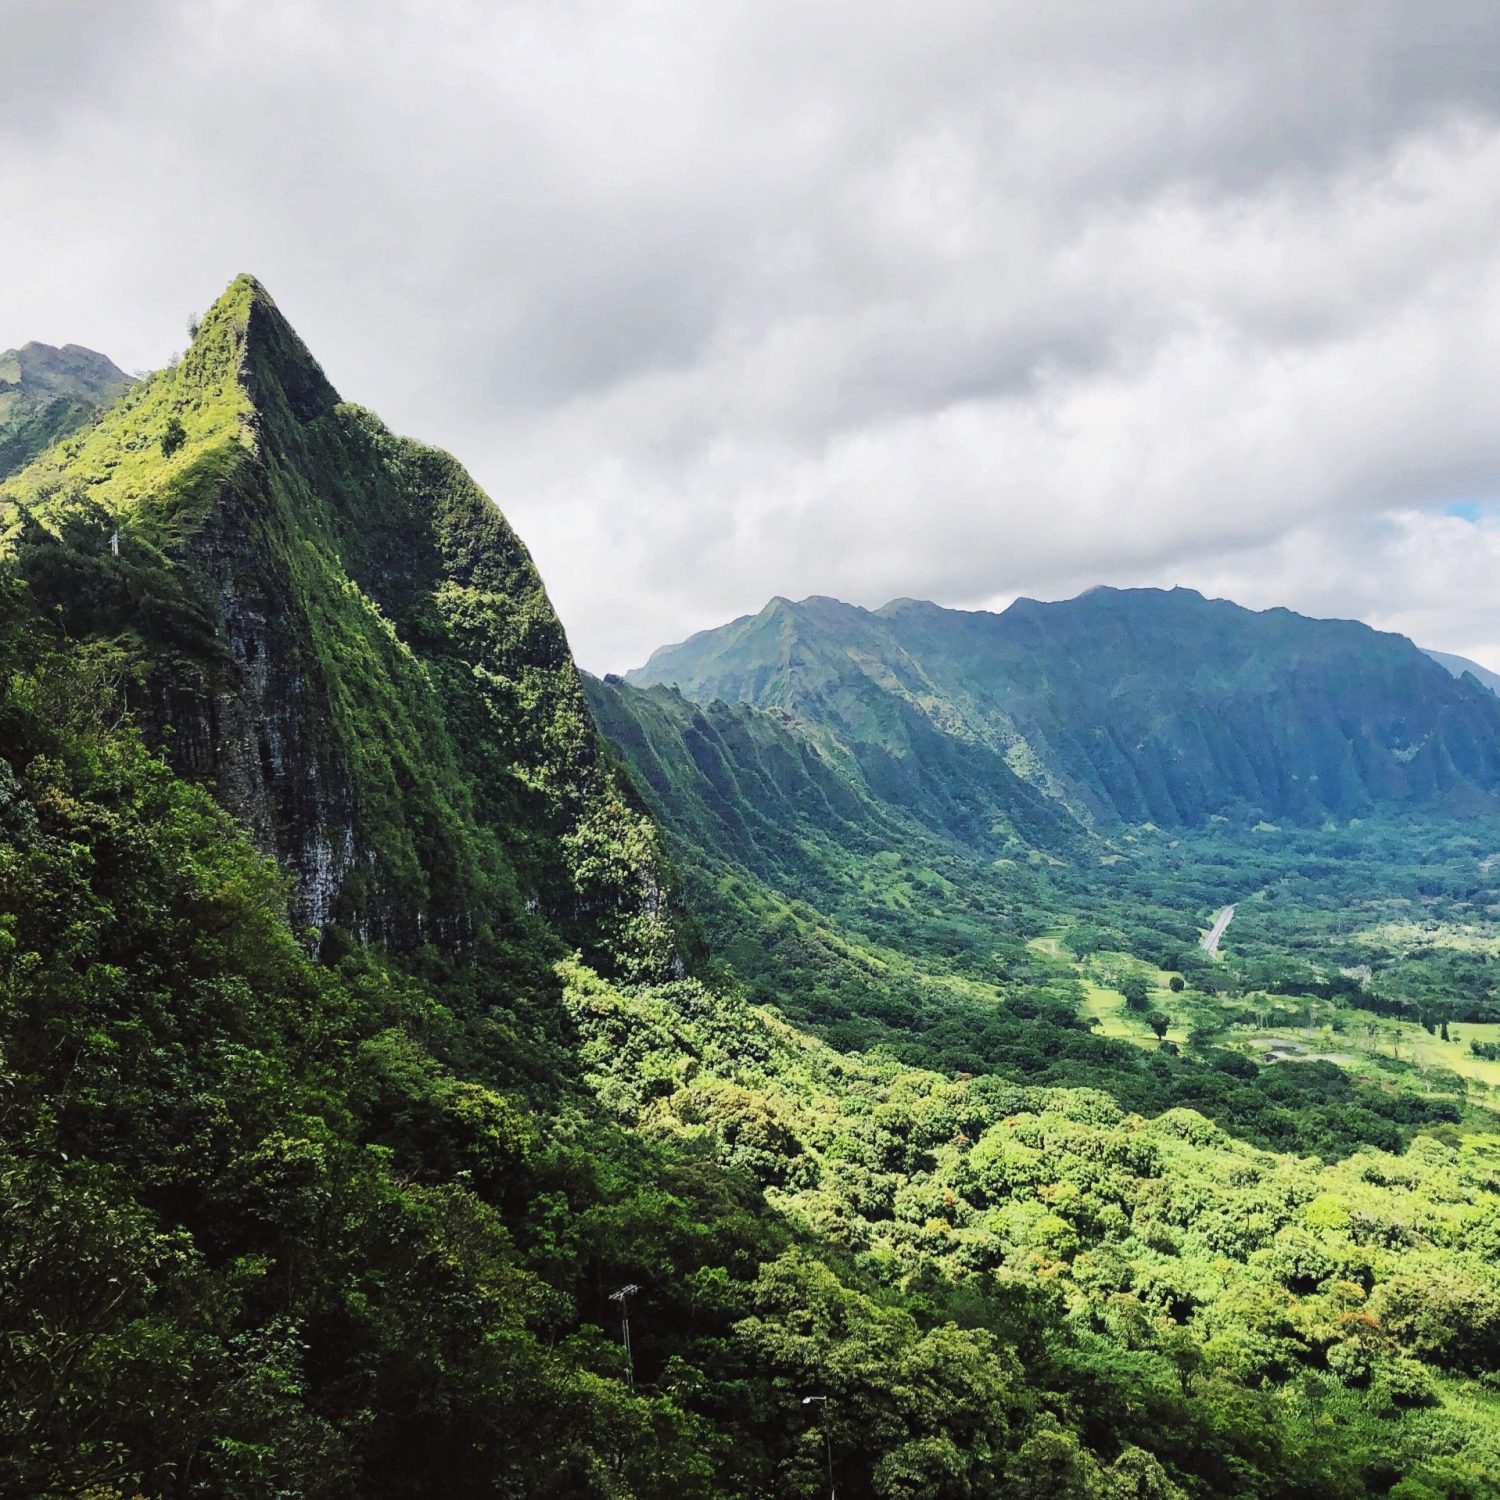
top-left (5, 0), bottom-right (1500, 670)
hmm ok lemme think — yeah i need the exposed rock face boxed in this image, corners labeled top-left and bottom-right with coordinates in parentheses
top-left (0, 277), bottom-right (678, 977)
top-left (0, 341), bottom-right (133, 478)
top-left (184, 482), bottom-right (361, 937)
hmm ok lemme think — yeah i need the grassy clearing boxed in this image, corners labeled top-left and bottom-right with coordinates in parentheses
top-left (1353, 920), bottom-right (1500, 956)
top-left (1360, 1018), bottom-right (1500, 1091)
top-left (1032, 926), bottom-right (1500, 1092)
top-left (1027, 931), bottom-right (1066, 960)
top-left (1026, 935), bottom-right (1191, 1047)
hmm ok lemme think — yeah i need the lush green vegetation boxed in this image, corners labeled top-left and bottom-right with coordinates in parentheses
top-left (4, 277), bottom-right (1500, 1497)
top-left (587, 680), bottom-right (1473, 1159)
top-left (0, 610), bottom-right (757, 1498)
top-left (3, 276), bottom-right (675, 973)
top-left (589, 672), bottom-right (1500, 1495)
top-left (8, 629), bottom-right (1500, 1497)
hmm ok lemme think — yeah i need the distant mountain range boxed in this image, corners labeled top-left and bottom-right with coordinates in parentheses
top-left (0, 339), bottom-right (132, 478)
top-left (15, 329), bottom-right (1499, 840)
top-left (627, 586), bottom-right (1500, 834)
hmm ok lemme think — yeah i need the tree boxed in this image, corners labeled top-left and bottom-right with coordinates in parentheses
top-left (1370, 1265), bottom-right (1500, 1371)
top-left (1122, 976), bottom-right (1151, 1012)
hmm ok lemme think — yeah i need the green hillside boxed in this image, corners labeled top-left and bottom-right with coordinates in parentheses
top-left (2, 280), bottom-right (1500, 1498)
top-left (588, 674), bottom-right (1489, 1153)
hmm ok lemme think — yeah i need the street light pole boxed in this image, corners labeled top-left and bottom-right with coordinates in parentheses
top-left (801, 1395), bottom-right (835, 1499)
top-left (610, 1284), bottom-right (640, 1391)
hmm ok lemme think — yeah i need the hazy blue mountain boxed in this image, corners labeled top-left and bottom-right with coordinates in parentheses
top-left (1426, 646), bottom-right (1500, 696)
top-left (0, 340), bottom-right (132, 478)
top-left (631, 586), bottom-right (1500, 832)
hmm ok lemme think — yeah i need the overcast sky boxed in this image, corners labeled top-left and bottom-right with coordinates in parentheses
top-left (7, 0), bottom-right (1500, 672)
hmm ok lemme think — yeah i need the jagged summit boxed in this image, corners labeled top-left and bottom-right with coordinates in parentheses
top-left (0, 277), bottom-right (676, 974)
top-left (2, 274), bottom-right (353, 545)
top-left (213, 270), bottom-right (277, 318)
top-left (195, 271), bottom-right (305, 345)
top-left (193, 272), bottom-right (340, 422)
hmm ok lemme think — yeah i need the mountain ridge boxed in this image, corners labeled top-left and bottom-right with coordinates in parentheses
top-left (629, 585), bottom-right (1500, 835)
top-left (0, 337), bottom-right (133, 478)
top-left (1426, 646), bottom-right (1500, 695)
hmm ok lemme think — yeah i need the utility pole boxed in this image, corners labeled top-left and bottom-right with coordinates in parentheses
top-left (610, 1284), bottom-right (640, 1391)
top-left (802, 1395), bottom-right (835, 1499)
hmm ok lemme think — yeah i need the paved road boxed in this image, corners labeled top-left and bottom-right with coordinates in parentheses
top-left (1201, 904), bottom-right (1236, 957)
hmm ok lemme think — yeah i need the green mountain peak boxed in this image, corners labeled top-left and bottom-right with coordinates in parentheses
top-left (3, 273), bottom-right (341, 538)
top-left (193, 271), bottom-right (339, 423)
top-left (0, 275), bottom-right (676, 971)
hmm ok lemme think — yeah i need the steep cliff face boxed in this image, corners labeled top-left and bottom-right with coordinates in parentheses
top-left (0, 277), bottom-right (675, 976)
top-left (631, 586), bottom-right (1500, 834)
top-left (0, 340), bottom-right (133, 479)
top-left (584, 674), bottom-right (919, 881)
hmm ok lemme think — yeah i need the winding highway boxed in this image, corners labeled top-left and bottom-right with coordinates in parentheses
top-left (1201, 904), bottom-right (1236, 957)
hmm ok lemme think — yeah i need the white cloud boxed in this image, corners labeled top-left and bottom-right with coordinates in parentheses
top-left (1164, 511), bottom-right (1500, 673)
top-left (4, 0), bottom-right (1500, 670)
